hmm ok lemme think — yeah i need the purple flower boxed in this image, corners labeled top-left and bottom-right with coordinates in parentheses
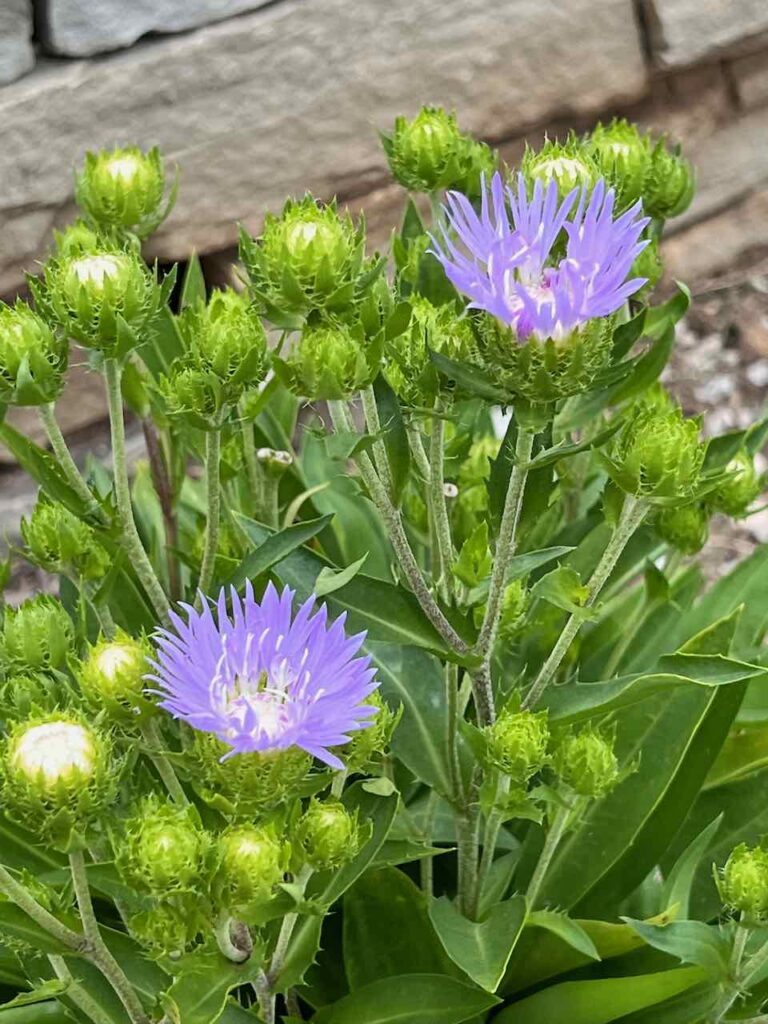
top-left (148, 582), bottom-right (379, 770)
top-left (431, 172), bottom-right (650, 342)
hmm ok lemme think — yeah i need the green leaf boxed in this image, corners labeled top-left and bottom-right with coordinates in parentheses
top-left (429, 349), bottom-right (510, 404)
top-left (179, 252), bottom-right (206, 309)
top-left (429, 895), bottom-right (527, 992)
top-left (226, 513), bottom-right (334, 588)
top-left (706, 726), bottom-right (768, 785)
top-left (494, 967), bottom-right (705, 1024)
top-left (0, 422), bottom-right (91, 517)
top-left (529, 421), bottom-right (622, 470)
top-left (314, 555), bottom-right (368, 598)
top-left (530, 565), bottom-right (590, 616)
top-left (315, 974), bottom-right (499, 1024)
top-left (374, 375), bottom-right (411, 506)
top-left (0, 1004), bottom-right (73, 1022)
top-left (160, 953), bottom-right (260, 1024)
top-left (624, 919), bottom-right (729, 979)
top-left (0, 903), bottom-right (71, 955)
top-left (0, 982), bottom-right (68, 1009)
top-left (525, 910), bottom-right (600, 962)
top-left (660, 815), bottom-right (723, 919)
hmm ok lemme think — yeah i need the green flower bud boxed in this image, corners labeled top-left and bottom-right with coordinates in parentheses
top-left (257, 447), bottom-right (294, 478)
top-left (485, 706), bottom-right (549, 783)
top-left (295, 800), bottom-right (360, 870)
top-left (159, 363), bottom-right (222, 427)
top-left (75, 146), bottom-right (171, 238)
top-left (521, 136), bottom-right (601, 199)
top-left (719, 843), bottom-right (768, 919)
top-left (498, 579), bottom-right (529, 640)
top-left (52, 220), bottom-right (104, 259)
top-left (241, 196), bottom-right (377, 318)
top-left (585, 119), bottom-right (653, 208)
top-left (476, 313), bottom-right (614, 401)
top-left (41, 246), bottom-right (160, 352)
top-left (21, 498), bottom-right (109, 580)
top-left (342, 692), bottom-right (401, 772)
top-left (383, 107), bottom-right (495, 196)
top-left (0, 301), bottom-right (67, 406)
top-left (644, 141), bottom-right (695, 220)
top-left (118, 798), bottom-right (210, 895)
top-left (184, 289), bottom-right (269, 396)
top-left (553, 725), bottom-right (619, 797)
top-left (654, 503), bottom-right (709, 555)
top-left (611, 399), bottom-right (706, 498)
top-left (215, 825), bottom-right (286, 916)
top-left (711, 450), bottom-right (763, 518)
top-left (2, 714), bottom-right (115, 844)
top-left (128, 901), bottom-right (204, 954)
top-left (78, 632), bottom-right (151, 718)
top-left (285, 324), bottom-right (376, 400)
top-left (384, 296), bottom-right (476, 406)
top-left (187, 731), bottom-right (312, 818)
top-left (0, 672), bottom-right (66, 720)
top-left (1, 595), bottom-right (73, 671)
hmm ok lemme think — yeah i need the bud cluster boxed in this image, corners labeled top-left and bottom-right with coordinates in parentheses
top-left (21, 497), bottom-right (108, 580)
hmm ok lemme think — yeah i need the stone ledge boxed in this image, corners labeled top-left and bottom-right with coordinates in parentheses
top-left (0, 0), bottom-right (34, 87)
top-left (0, 0), bottom-right (646, 296)
top-left (646, 0), bottom-right (768, 68)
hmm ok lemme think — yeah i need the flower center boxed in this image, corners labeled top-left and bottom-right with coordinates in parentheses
top-left (13, 721), bottom-right (95, 784)
top-left (96, 644), bottom-right (133, 680)
top-left (221, 667), bottom-right (295, 742)
top-left (104, 155), bottom-right (141, 181)
top-left (70, 254), bottom-right (124, 288)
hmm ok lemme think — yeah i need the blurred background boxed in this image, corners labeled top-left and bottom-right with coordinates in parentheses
top-left (1, 0), bottom-right (767, 584)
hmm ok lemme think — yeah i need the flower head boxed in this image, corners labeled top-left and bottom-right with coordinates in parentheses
top-left (431, 172), bottom-right (649, 343)
top-left (149, 582), bottom-right (378, 769)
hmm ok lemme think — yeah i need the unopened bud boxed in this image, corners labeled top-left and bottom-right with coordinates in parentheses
top-left (215, 825), bottom-right (286, 916)
top-left (21, 498), bottom-right (108, 580)
top-left (118, 799), bottom-right (210, 895)
top-left (521, 137), bottom-right (600, 199)
top-left (485, 706), bottom-right (549, 784)
top-left (295, 800), bottom-right (360, 870)
top-left (79, 633), bottom-right (151, 718)
top-left (75, 146), bottom-right (171, 238)
top-left (0, 301), bottom-right (67, 407)
top-left (343, 692), bottom-right (400, 772)
top-left (719, 843), bottom-right (768, 920)
top-left (256, 447), bottom-right (293, 477)
top-left (644, 141), bottom-right (695, 220)
top-left (1, 595), bottom-right (73, 671)
top-left (287, 324), bottom-right (375, 400)
top-left (553, 726), bottom-right (619, 798)
top-left (655, 503), bottom-right (709, 555)
top-left (585, 119), bottom-right (652, 208)
top-left (186, 289), bottom-right (269, 398)
top-left (611, 399), bottom-right (706, 499)
top-left (711, 450), bottom-right (763, 519)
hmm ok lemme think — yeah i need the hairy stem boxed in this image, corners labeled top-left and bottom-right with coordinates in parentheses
top-left (39, 403), bottom-right (102, 519)
top-left (69, 850), bottom-right (149, 1024)
top-left (48, 954), bottom-right (114, 1024)
top-left (455, 781), bottom-right (480, 918)
top-left (264, 864), bottom-right (314, 1020)
top-left (523, 494), bottom-right (648, 710)
top-left (198, 425), bottom-right (222, 599)
top-left (239, 407), bottom-right (262, 511)
top-left (0, 864), bottom-right (84, 952)
top-left (327, 400), bottom-right (469, 655)
top-left (103, 358), bottom-right (170, 623)
top-left (476, 772), bottom-right (510, 901)
top-left (361, 384), bottom-right (393, 497)
top-left (472, 427), bottom-right (535, 725)
top-left (141, 416), bottom-right (180, 600)
top-left (428, 400), bottom-right (454, 601)
top-left (214, 913), bottom-right (253, 963)
top-left (526, 802), bottom-right (571, 908)
top-left (140, 717), bottom-right (187, 804)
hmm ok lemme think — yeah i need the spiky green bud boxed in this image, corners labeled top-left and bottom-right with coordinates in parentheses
top-left (342, 692), bottom-right (401, 772)
top-left (184, 289), bottom-right (269, 394)
top-left (21, 498), bottom-right (109, 580)
top-left (644, 141), bottom-right (695, 220)
top-left (1, 595), bottom-right (73, 671)
top-left (117, 798), bottom-right (210, 896)
top-left (654, 503), bottom-right (709, 554)
top-left (0, 672), bottom-right (67, 720)
top-left (383, 296), bottom-right (476, 406)
top-left (214, 825), bottom-right (286, 917)
top-left (158, 363), bottom-right (222, 427)
top-left (52, 220), bottom-right (104, 259)
top-left (476, 313), bottom-right (614, 401)
top-left (2, 714), bottom-right (115, 845)
top-left (553, 725), bottom-right (619, 797)
top-left (284, 324), bottom-right (377, 400)
top-left (295, 800), bottom-right (361, 870)
top-left (75, 146), bottom-right (172, 238)
top-left (0, 301), bottom-right (67, 406)
top-left (521, 136), bottom-right (601, 199)
top-left (610, 399), bottom-right (706, 499)
top-left (241, 196), bottom-right (377, 319)
top-left (78, 633), bottom-right (152, 719)
top-left (40, 246), bottom-right (161, 352)
top-left (719, 844), bottom-right (768, 920)
top-left (128, 901), bottom-right (204, 954)
top-left (383, 107), bottom-right (495, 196)
top-left (485, 706), bottom-right (549, 784)
top-left (711, 450), bottom-right (763, 518)
top-left (585, 119), bottom-right (653, 208)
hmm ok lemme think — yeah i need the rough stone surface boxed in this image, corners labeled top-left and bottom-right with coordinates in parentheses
top-left (40, 0), bottom-right (274, 58)
top-left (732, 50), bottom-right (768, 111)
top-left (647, 0), bottom-right (768, 67)
top-left (663, 190), bottom-right (768, 282)
top-left (0, 0), bottom-right (35, 86)
top-left (0, 0), bottom-right (647, 296)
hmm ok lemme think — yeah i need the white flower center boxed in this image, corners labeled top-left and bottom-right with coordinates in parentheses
top-left (95, 644), bottom-right (133, 680)
top-left (70, 255), bottom-right (124, 288)
top-left (13, 722), bottom-right (95, 784)
top-left (538, 157), bottom-right (588, 183)
top-left (104, 155), bottom-right (141, 181)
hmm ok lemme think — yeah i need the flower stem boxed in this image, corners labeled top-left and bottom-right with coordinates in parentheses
top-left (327, 399), bottom-right (469, 656)
top-left (198, 426), bottom-right (222, 599)
top-left (140, 717), bottom-right (187, 804)
top-left (331, 768), bottom-right (348, 798)
top-left (712, 918), bottom-right (751, 1022)
top-left (407, 422), bottom-right (432, 484)
top-left (264, 864), bottom-right (313, 1020)
top-left (0, 864), bottom-right (85, 952)
top-left (419, 791), bottom-right (439, 896)
top-left (141, 416), bottom-right (180, 601)
top-left (526, 802), bottom-right (571, 908)
top-left (239, 406), bottom-right (262, 510)
top-left (103, 358), bottom-right (170, 623)
top-left (455, 784), bottom-right (480, 918)
top-left (476, 772), bottom-right (510, 902)
top-left (523, 494), bottom-right (648, 710)
top-left (48, 954), bottom-right (114, 1024)
top-left (69, 850), bottom-right (149, 1024)
top-left (361, 384), bottom-right (393, 497)
top-left (473, 427), bottom-right (535, 725)
top-left (39, 403), bottom-right (102, 519)
top-left (428, 400), bottom-right (454, 601)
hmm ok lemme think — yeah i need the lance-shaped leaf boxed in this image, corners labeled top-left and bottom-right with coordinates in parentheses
top-left (314, 974), bottom-right (500, 1024)
top-left (429, 895), bottom-right (527, 992)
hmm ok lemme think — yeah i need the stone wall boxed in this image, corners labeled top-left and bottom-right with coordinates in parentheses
top-left (0, 0), bottom-right (766, 297)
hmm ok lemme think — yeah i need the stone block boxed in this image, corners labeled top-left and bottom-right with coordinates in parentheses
top-left (0, 0), bottom-right (647, 297)
top-left (732, 49), bottom-right (768, 111)
top-left (647, 0), bottom-right (768, 67)
top-left (0, 0), bottom-right (34, 86)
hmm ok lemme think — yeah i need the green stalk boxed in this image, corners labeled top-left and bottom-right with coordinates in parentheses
top-left (472, 427), bottom-right (535, 726)
top-left (103, 358), bottom-right (170, 623)
top-left (39, 403), bottom-right (102, 519)
top-left (0, 864), bottom-right (85, 952)
top-left (476, 772), bottom-right (510, 901)
top-left (140, 717), bottom-right (188, 804)
top-left (526, 802), bottom-right (571, 907)
top-left (48, 954), bottom-right (114, 1024)
top-left (523, 494), bottom-right (648, 710)
top-left (198, 425), bottom-right (222, 599)
top-left (69, 850), bottom-right (149, 1024)
top-left (239, 404), bottom-right (262, 508)
top-left (361, 384), bottom-right (393, 497)
top-left (264, 864), bottom-right (314, 1020)
top-left (327, 400), bottom-right (469, 656)
top-left (428, 400), bottom-right (454, 601)
top-left (712, 918), bottom-right (750, 1022)
top-left (455, 784), bottom-right (480, 918)
top-left (406, 422), bottom-right (431, 484)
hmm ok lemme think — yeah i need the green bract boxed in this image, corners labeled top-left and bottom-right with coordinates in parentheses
top-left (485, 706), bottom-right (549, 783)
top-left (383, 106), bottom-right (495, 196)
top-left (282, 322), bottom-right (378, 400)
top-left (0, 301), bottom-right (68, 406)
top-left (295, 800), bottom-right (361, 870)
top-left (553, 725), bottom-right (620, 798)
top-left (21, 497), bottom-right (109, 580)
top-left (719, 843), bottom-right (768, 920)
top-left (711, 449), bottom-right (763, 518)
top-left (78, 632), bottom-right (153, 719)
top-left (1, 595), bottom-right (73, 671)
top-left (116, 798), bottom-right (211, 896)
top-left (654, 502), bottom-right (710, 554)
top-left (214, 825), bottom-right (286, 917)
top-left (644, 141), bottom-right (695, 220)
top-left (585, 118), bottom-right (652, 208)
top-left (75, 145), bottom-right (173, 238)
top-left (521, 135), bottom-right (601, 199)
